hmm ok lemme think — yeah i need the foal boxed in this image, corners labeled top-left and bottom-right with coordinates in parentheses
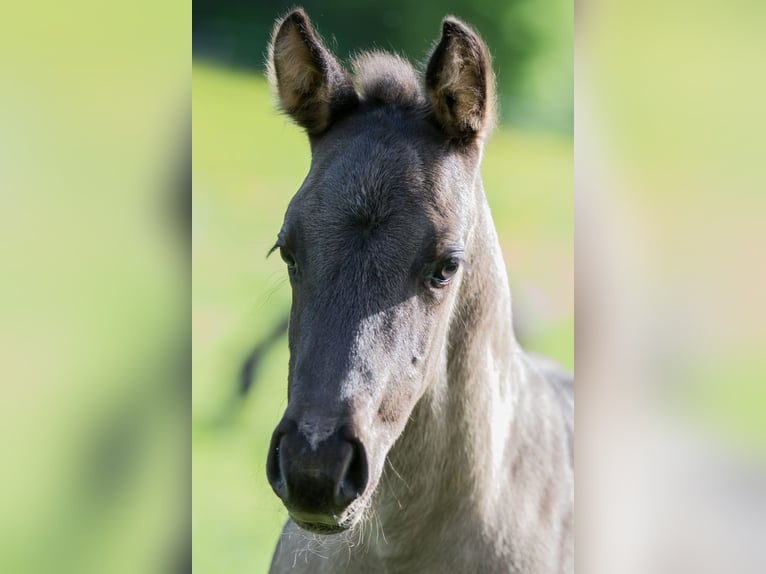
top-left (264, 10), bottom-right (573, 573)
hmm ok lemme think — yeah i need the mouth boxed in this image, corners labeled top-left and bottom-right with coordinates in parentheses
top-left (291, 517), bottom-right (349, 534)
top-left (289, 509), bottom-right (358, 535)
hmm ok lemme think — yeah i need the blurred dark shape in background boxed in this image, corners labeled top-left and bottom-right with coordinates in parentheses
top-left (193, 0), bottom-right (573, 131)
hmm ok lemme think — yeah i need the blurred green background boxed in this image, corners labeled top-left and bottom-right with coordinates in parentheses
top-left (193, 2), bottom-right (572, 572)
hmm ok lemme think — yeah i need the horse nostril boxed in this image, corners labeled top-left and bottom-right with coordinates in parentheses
top-left (266, 431), bottom-right (288, 501)
top-left (268, 421), bottom-right (369, 517)
top-left (335, 438), bottom-right (368, 508)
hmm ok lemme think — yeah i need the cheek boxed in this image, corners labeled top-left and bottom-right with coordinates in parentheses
top-left (376, 391), bottom-right (408, 426)
top-left (371, 327), bottom-right (433, 429)
top-left (286, 303), bottom-right (302, 351)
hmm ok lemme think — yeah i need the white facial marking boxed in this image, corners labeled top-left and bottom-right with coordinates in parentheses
top-left (490, 349), bottom-right (514, 481)
top-left (298, 420), bottom-right (336, 451)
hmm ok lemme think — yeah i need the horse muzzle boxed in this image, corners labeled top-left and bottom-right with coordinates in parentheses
top-left (266, 418), bottom-right (369, 532)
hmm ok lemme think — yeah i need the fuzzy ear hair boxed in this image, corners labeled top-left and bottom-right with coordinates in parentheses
top-left (425, 17), bottom-right (496, 142)
top-left (268, 9), bottom-right (359, 135)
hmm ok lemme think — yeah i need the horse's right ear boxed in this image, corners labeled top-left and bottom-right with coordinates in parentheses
top-left (268, 9), bottom-right (359, 136)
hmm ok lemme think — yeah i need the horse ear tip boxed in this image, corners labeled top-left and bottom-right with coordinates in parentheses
top-left (441, 17), bottom-right (457, 34)
top-left (288, 7), bottom-right (308, 21)
top-left (278, 8), bottom-right (309, 31)
top-left (441, 16), bottom-right (468, 36)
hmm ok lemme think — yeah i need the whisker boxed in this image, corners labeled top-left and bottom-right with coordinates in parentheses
top-left (387, 458), bottom-right (412, 493)
top-left (377, 509), bottom-right (388, 545)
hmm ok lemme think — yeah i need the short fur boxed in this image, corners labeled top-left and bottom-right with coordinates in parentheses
top-left (351, 51), bottom-right (425, 108)
top-left (264, 10), bottom-right (573, 574)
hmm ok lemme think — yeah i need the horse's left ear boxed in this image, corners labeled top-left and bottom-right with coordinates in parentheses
top-left (425, 17), bottom-right (496, 143)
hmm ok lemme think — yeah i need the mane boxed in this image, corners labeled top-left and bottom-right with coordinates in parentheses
top-left (350, 51), bottom-right (427, 109)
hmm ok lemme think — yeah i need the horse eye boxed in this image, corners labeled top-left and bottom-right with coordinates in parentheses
top-left (280, 247), bottom-right (297, 270)
top-left (431, 258), bottom-right (460, 287)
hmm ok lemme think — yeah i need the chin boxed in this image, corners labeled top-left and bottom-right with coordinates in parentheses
top-left (289, 500), bottom-right (368, 536)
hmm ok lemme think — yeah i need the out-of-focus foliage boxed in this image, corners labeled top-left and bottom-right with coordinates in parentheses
top-left (578, 0), bottom-right (766, 572)
top-left (0, 1), bottom-right (189, 573)
top-left (193, 0), bottom-right (573, 130)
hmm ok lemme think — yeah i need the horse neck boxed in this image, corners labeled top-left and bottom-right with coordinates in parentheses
top-left (375, 177), bottom-right (521, 543)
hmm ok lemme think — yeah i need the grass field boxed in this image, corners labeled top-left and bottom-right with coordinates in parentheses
top-left (192, 61), bottom-right (573, 573)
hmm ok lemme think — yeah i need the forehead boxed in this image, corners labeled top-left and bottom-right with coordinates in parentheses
top-left (315, 111), bottom-right (433, 199)
top-left (286, 107), bottom-right (465, 236)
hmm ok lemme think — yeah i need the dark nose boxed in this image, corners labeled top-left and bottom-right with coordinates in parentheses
top-left (266, 419), bottom-right (368, 520)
